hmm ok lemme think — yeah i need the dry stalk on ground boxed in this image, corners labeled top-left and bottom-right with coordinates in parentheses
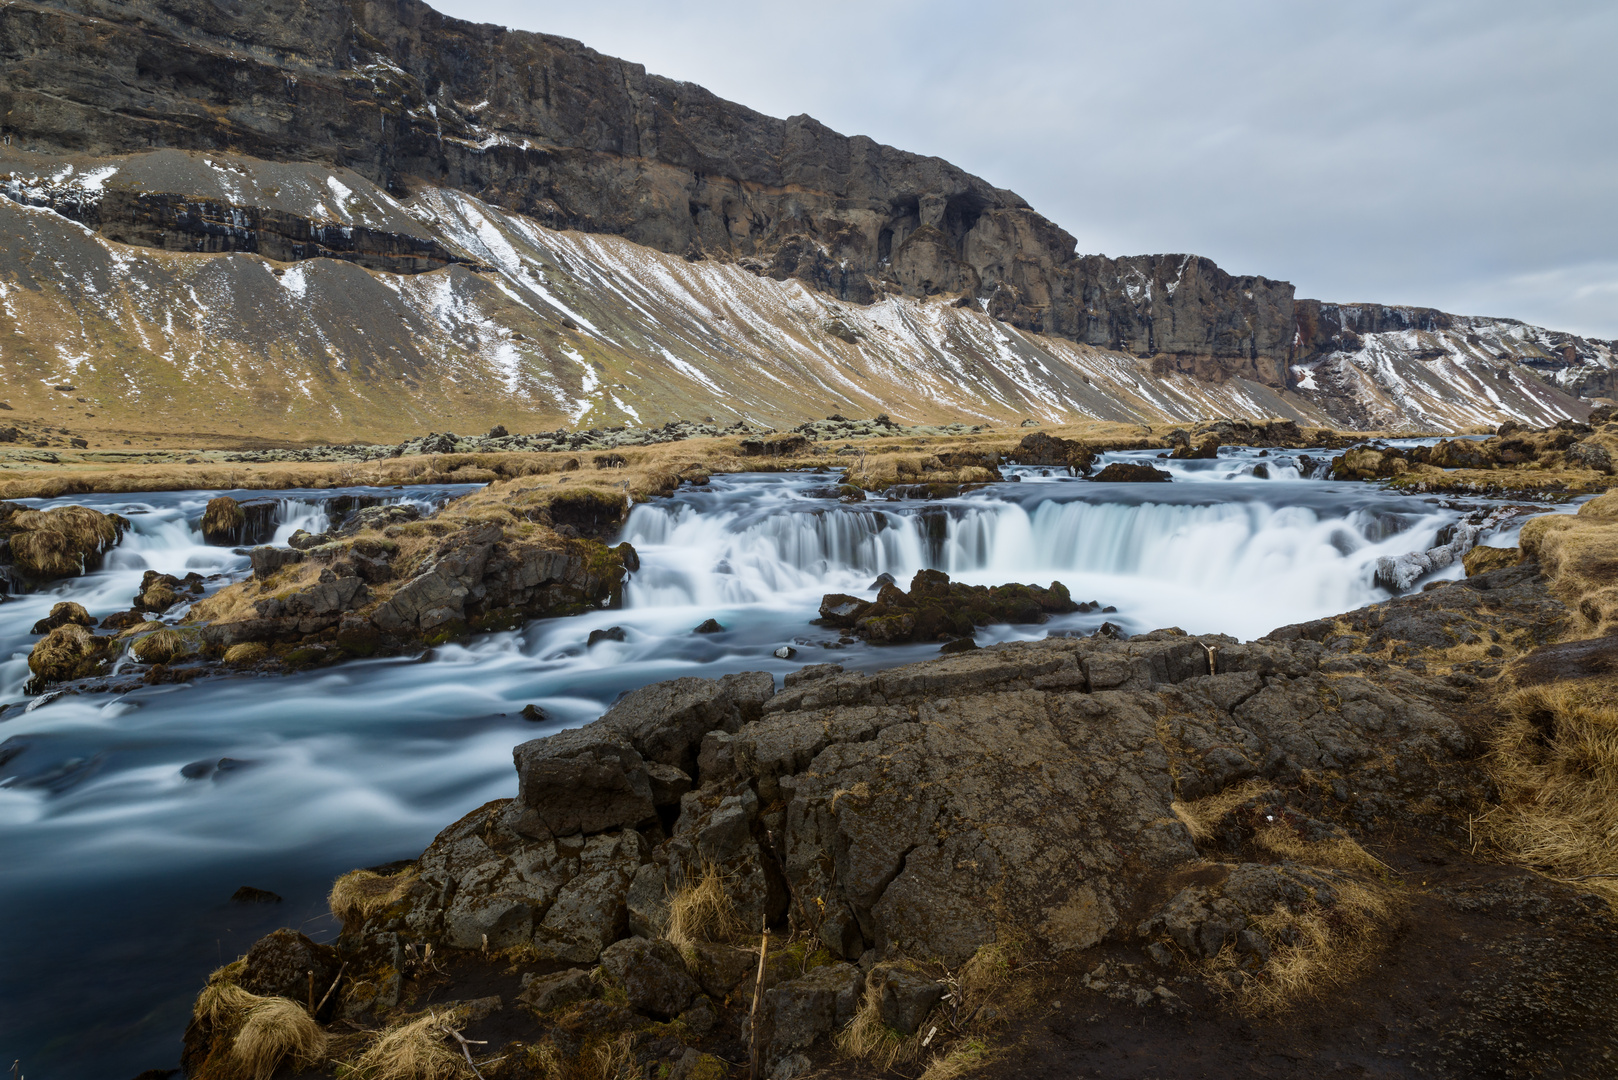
top-left (345, 1008), bottom-right (473, 1080)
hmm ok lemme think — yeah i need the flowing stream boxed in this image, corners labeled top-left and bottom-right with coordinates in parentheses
top-left (0, 453), bottom-right (1561, 1077)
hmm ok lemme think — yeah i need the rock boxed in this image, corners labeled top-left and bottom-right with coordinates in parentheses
top-left (1463, 545), bottom-right (1519, 577)
top-left (0, 504), bottom-right (127, 583)
top-left (626, 863), bottom-right (669, 938)
top-left (130, 628), bottom-right (198, 665)
top-left (587, 626), bottom-right (627, 647)
top-left (199, 496), bottom-right (246, 545)
top-left (230, 886), bottom-right (283, 904)
top-left (820, 569), bottom-right (1076, 644)
top-left (27, 623), bottom-right (114, 688)
top-left (224, 642), bottom-right (269, 665)
top-left (868, 572), bottom-right (897, 590)
top-left (237, 929), bottom-right (338, 1000)
top-left (597, 937), bottom-right (699, 1018)
top-left (759, 962), bottom-right (862, 1069)
top-left (1091, 462), bottom-right (1172, 482)
top-left (739, 434), bottom-right (810, 457)
top-left (693, 618), bottom-right (724, 634)
top-left (520, 703), bottom-right (548, 721)
top-left (513, 728), bottom-right (658, 837)
top-left (1012, 432), bottom-right (1097, 473)
top-left (98, 609), bottom-right (146, 631)
top-left (1567, 440), bottom-right (1614, 474)
top-left (1170, 436), bottom-right (1220, 460)
top-left (870, 963), bottom-right (945, 1036)
top-left (684, 941), bottom-right (759, 1000)
top-left (784, 663), bottom-right (842, 687)
top-left (940, 636), bottom-right (979, 653)
top-left (134, 570), bottom-right (187, 612)
top-left (31, 601), bottom-right (92, 635)
top-left (518, 968), bottom-right (595, 1012)
top-left (250, 546), bottom-right (303, 578)
top-left (773, 645), bottom-right (796, 659)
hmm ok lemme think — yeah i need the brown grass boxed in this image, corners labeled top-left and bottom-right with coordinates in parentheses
top-left (329, 866), bottom-right (419, 934)
top-left (1169, 779), bottom-right (1272, 843)
top-left (345, 1008), bottom-right (471, 1080)
top-left (587, 1033), bottom-right (637, 1080)
top-left (1207, 872), bottom-right (1397, 1011)
top-left (837, 982), bottom-right (927, 1070)
top-left (1252, 822), bottom-right (1391, 876)
top-left (1485, 682), bottom-right (1618, 903)
top-left (664, 863), bottom-right (745, 954)
top-left (917, 1038), bottom-right (993, 1080)
top-left (231, 996), bottom-right (330, 1080)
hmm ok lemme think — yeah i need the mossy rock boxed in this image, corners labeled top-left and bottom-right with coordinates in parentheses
top-left (27, 622), bottom-right (114, 687)
top-left (200, 496), bottom-right (246, 545)
top-left (224, 642), bottom-right (270, 665)
top-left (129, 627), bottom-right (199, 665)
top-left (3, 505), bottom-right (127, 581)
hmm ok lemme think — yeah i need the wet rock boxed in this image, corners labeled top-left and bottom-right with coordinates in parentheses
top-left (1171, 436), bottom-right (1220, 460)
top-left (238, 928), bottom-right (338, 1000)
top-left (820, 569), bottom-right (1076, 644)
top-left (598, 937), bottom-right (699, 1018)
top-left (773, 645), bottom-right (797, 659)
top-left (199, 496), bottom-right (246, 545)
top-left (1091, 462), bottom-right (1172, 482)
top-left (129, 628), bottom-right (198, 665)
top-left (98, 609), bottom-right (146, 631)
top-left (31, 601), bottom-right (92, 635)
top-left (134, 570), bottom-right (188, 612)
top-left (868, 572), bottom-right (897, 590)
top-left (230, 886), bottom-right (283, 904)
top-left (0, 503), bottom-right (127, 583)
top-left (1012, 432), bottom-right (1097, 473)
top-left (520, 703), bottom-right (548, 721)
top-left (27, 623), bottom-right (114, 689)
top-left (693, 618), bottom-right (724, 634)
top-left (588, 626), bottom-right (627, 647)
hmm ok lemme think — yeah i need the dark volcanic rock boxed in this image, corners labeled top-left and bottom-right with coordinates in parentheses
top-left (1091, 462), bottom-right (1173, 482)
top-left (819, 569), bottom-right (1076, 643)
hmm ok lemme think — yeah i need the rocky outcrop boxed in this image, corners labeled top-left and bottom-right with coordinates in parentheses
top-left (196, 519), bottom-right (634, 658)
top-left (0, 501), bottom-right (127, 586)
top-left (190, 553), bottom-right (1618, 1077)
top-left (818, 569), bottom-right (1076, 644)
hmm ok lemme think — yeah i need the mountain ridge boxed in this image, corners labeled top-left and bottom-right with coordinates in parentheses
top-left (0, 0), bottom-right (1611, 441)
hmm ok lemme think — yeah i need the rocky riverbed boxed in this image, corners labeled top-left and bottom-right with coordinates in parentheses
top-left (182, 546), bottom-right (1618, 1079)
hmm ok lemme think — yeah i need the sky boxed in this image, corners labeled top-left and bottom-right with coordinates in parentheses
top-left (435, 0), bottom-right (1618, 339)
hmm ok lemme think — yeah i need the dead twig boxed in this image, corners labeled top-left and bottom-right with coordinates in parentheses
top-left (748, 914), bottom-right (770, 1080)
top-left (445, 1025), bottom-right (489, 1079)
top-left (315, 962), bottom-right (347, 1015)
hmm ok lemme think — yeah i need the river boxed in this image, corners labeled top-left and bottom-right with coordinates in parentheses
top-left (0, 448), bottom-right (1558, 1077)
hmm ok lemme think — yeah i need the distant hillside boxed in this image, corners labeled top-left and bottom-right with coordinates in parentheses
top-left (0, 0), bottom-right (1609, 442)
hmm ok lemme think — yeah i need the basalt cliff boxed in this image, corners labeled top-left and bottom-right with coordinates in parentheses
top-left (0, 0), bottom-right (1611, 440)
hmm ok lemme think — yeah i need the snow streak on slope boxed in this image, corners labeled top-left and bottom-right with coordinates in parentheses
top-left (0, 147), bottom-right (1604, 439)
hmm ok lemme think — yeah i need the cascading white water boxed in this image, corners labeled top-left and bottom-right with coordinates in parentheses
top-left (620, 478), bottom-right (1458, 639)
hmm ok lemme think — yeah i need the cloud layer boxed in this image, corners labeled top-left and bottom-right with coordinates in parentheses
top-left (437, 0), bottom-right (1618, 338)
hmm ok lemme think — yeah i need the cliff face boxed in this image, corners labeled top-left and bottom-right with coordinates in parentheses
top-left (0, 0), bottom-right (1300, 384)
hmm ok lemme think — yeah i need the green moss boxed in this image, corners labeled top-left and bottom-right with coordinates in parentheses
top-left (421, 619), bottom-right (468, 647)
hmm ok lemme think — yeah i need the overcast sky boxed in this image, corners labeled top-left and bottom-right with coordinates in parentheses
top-left (437, 0), bottom-right (1618, 339)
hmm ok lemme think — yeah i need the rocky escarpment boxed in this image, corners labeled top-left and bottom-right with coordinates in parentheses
top-left (0, 0), bottom-right (1308, 383)
top-left (185, 557), bottom-right (1618, 1078)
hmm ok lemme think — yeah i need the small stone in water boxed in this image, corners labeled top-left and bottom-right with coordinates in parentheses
top-left (520, 704), bottom-right (548, 722)
top-left (693, 619), bottom-right (724, 634)
top-left (587, 626), bottom-right (627, 647)
top-left (231, 886), bottom-right (282, 904)
top-left (774, 646), bottom-right (797, 659)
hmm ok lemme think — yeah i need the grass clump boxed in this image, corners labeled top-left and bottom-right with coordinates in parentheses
top-left (190, 964), bottom-right (329, 1080)
top-left (1486, 682), bottom-right (1618, 903)
top-left (918, 1038), bottom-right (992, 1080)
top-left (329, 866), bottom-right (419, 934)
top-left (836, 983), bottom-right (925, 1070)
top-left (665, 863), bottom-right (745, 955)
top-left (345, 1008), bottom-right (471, 1080)
top-left (1170, 779), bottom-right (1272, 843)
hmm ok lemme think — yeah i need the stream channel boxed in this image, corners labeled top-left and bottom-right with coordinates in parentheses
top-left (0, 447), bottom-right (1567, 1077)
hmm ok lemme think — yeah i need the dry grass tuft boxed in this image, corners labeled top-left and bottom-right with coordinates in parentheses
top-left (588, 1033), bottom-right (637, 1080)
top-left (918, 1038), bottom-right (993, 1080)
top-left (194, 978), bottom-right (258, 1025)
top-left (665, 863), bottom-right (745, 953)
top-left (346, 1008), bottom-right (471, 1080)
top-left (1253, 823), bottom-right (1390, 876)
top-left (1170, 779), bottom-right (1272, 843)
top-left (1209, 873), bottom-right (1397, 1010)
top-left (232, 996), bottom-right (330, 1080)
top-left (329, 866), bottom-right (418, 934)
top-left (1486, 682), bottom-right (1618, 903)
top-left (837, 983), bottom-right (925, 1070)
